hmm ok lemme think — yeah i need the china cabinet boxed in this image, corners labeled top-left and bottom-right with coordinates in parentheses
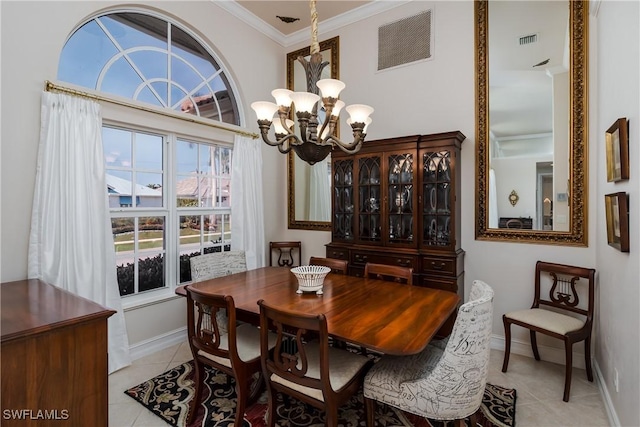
top-left (327, 132), bottom-right (465, 334)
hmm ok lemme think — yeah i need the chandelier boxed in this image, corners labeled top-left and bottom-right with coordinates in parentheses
top-left (251, 0), bottom-right (374, 165)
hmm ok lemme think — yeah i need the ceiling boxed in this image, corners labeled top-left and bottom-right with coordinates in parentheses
top-left (235, 1), bottom-right (371, 36)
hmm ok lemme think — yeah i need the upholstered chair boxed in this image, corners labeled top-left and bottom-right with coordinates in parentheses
top-left (363, 280), bottom-right (494, 427)
top-left (502, 261), bottom-right (596, 401)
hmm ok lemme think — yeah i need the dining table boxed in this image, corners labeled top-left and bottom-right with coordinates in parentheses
top-left (176, 266), bottom-right (460, 356)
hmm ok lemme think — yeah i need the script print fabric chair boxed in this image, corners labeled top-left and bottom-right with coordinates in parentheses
top-left (309, 256), bottom-right (348, 274)
top-left (258, 299), bottom-right (373, 427)
top-left (502, 261), bottom-right (596, 402)
top-left (364, 262), bottom-right (413, 285)
top-left (185, 286), bottom-right (276, 426)
top-left (190, 251), bottom-right (247, 333)
top-left (269, 241), bottom-right (302, 267)
top-left (363, 280), bottom-right (494, 427)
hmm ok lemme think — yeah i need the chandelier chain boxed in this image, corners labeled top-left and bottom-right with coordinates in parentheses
top-left (310, 0), bottom-right (320, 55)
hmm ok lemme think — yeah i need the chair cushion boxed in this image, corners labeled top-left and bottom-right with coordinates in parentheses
top-left (270, 341), bottom-right (370, 402)
top-left (199, 323), bottom-right (276, 367)
top-left (505, 308), bottom-right (585, 335)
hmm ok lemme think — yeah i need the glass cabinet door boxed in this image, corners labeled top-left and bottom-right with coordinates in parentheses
top-left (357, 155), bottom-right (381, 243)
top-left (422, 150), bottom-right (452, 247)
top-left (332, 159), bottom-right (354, 241)
top-left (387, 152), bottom-right (415, 246)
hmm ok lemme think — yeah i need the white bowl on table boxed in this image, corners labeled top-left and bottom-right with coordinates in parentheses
top-left (291, 265), bottom-right (331, 295)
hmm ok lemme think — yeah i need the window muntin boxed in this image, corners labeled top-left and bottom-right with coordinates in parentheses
top-left (58, 11), bottom-right (239, 125)
top-left (105, 126), bottom-right (233, 297)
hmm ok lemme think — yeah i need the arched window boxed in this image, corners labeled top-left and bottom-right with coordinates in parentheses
top-left (58, 11), bottom-right (239, 125)
top-left (58, 10), bottom-right (240, 304)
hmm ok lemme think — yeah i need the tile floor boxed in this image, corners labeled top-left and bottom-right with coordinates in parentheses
top-left (109, 342), bottom-right (611, 426)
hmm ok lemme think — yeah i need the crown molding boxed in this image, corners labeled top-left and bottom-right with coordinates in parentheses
top-left (214, 0), bottom-right (413, 48)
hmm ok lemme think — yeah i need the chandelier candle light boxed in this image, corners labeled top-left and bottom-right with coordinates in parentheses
top-left (251, 0), bottom-right (374, 165)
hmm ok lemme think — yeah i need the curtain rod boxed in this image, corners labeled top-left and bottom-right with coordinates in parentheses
top-left (43, 80), bottom-right (258, 139)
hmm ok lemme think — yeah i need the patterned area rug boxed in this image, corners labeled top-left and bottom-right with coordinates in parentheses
top-left (125, 361), bottom-right (516, 427)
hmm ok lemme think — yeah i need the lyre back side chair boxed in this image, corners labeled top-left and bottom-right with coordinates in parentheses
top-left (258, 299), bottom-right (372, 427)
top-left (502, 261), bottom-right (596, 401)
top-left (185, 286), bottom-right (276, 426)
top-left (309, 257), bottom-right (348, 275)
top-left (363, 280), bottom-right (494, 426)
top-left (269, 241), bottom-right (302, 267)
top-left (364, 262), bottom-right (413, 285)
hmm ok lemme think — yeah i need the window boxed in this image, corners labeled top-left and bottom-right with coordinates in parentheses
top-left (58, 11), bottom-right (239, 125)
top-left (58, 10), bottom-right (241, 305)
top-left (105, 126), bottom-right (233, 299)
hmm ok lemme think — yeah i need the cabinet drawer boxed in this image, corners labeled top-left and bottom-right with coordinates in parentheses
top-left (351, 251), bottom-right (417, 269)
top-left (420, 276), bottom-right (458, 293)
top-left (422, 257), bottom-right (456, 276)
top-left (326, 247), bottom-right (349, 260)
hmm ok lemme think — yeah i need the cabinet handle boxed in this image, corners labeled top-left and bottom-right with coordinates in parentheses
top-left (397, 259), bottom-right (411, 267)
top-left (331, 251), bottom-right (344, 259)
top-left (431, 261), bottom-right (446, 270)
top-left (355, 255), bottom-right (368, 262)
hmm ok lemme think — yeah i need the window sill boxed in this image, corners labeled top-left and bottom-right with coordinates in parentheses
top-left (122, 289), bottom-right (182, 311)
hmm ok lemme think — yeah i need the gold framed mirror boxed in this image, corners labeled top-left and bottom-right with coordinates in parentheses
top-left (475, 0), bottom-right (588, 245)
top-left (287, 36), bottom-right (339, 231)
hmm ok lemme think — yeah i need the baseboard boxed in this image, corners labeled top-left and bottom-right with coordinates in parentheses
top-left (593, 359), bottom-right (621, 427)
top-left (129, 327), bottom-right (187, 361)
top-left (490, 334), bottom-right (586, 369)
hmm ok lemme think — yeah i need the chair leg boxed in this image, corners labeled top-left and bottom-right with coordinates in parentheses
top-left (187, 361), bottom-right (204, 426)
top-left (469, 411), bottom-right (478, 426)
top-left (584, 336), bottom-right (594, 382)
top-left (530, 330), bottom-right (540, 361)
top-left (364, 396), bottom-right (376, 427)
top-left (454, 418), bottom-right (465, 427)
top-left (326, 406), bottom-right (339, 427)
top-left (563, 342), bottom-right (573, 402)
top-left (501, 317), bottom-right (512, 372)
top-left (234, 375), bottom-right (249, 427)
top-left (265, 387), bottom-right (277, 427)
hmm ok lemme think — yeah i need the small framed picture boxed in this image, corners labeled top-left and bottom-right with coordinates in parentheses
top-left (605, 118), bottom-right (629, 182)
top-left (604, 192), bottom-right (629, 252)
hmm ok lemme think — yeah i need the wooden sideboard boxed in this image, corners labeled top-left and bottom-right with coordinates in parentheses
top-left (1, 279), bottom-right (115, 427)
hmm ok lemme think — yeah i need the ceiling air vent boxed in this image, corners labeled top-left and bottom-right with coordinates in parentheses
top-left (378, 10), bottom-right (432, 71)
top-left (519, 33), bottom-right (538, 46)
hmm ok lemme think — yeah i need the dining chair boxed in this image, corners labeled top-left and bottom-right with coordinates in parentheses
top-left (309, 256), bottom-right (348, 274)
top-left (364, 262), bottom-right (413, 285)
top-left (502, 261), bottom-right (596, 402)
top-left (258, 299), bottom-right (373, 427)
top-left (185, 286), bottom-right (277, 426)
top-left (269, 241), bottom-right (302, 267)
top-left (363, 280), bottom-right (494, 427)
top-left (190, 250), bottom-right (247, 333)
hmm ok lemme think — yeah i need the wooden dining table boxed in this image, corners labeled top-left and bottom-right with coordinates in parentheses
top-left (176, 266), bottom-right (459, 356)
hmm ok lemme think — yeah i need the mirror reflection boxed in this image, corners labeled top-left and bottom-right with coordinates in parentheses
top-left (475, 0), bottom-right (588, 245)
top-left (488, 0), bottom-right (569, 231)
top-left (287, 37), bottom-right (338, 230)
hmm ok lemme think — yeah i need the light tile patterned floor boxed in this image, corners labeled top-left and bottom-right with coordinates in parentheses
top-left (109, 344), bottom-right (610, 426)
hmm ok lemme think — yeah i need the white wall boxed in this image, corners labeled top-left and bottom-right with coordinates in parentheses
top-left (1, 1), bottom-right (638, 423)
top-left (593, 2), bottom-right (640, 426)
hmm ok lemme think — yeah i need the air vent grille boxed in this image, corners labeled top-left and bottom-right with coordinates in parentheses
top-left (519, 33), bottom-right (538, 45)
top-left (378, 10), bottom-right (432, 71)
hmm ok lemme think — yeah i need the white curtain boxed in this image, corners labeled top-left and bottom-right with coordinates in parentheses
top-left (230, 135), bottom-right (265, 269)
top-left (489, 168), bottom-right (499, 228)
top-left (308, 159), bottom-right (331, 221)
top-left (28, 91), bottom-right (131, 373)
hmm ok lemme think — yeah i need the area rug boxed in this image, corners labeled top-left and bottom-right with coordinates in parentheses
top-left (125, 361), bottom-right (516, 427)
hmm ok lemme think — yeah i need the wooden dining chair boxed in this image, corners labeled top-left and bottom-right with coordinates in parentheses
top-left (502, 261), bottom-right (596, 402)
top-left (309, 257), bottom-right (348, 274)
top-left (364, 280), bottom-right (494, 427)
top-left (364, 262), bottom-right (413, 285)
top-left (269, 241), bottom-right (302, 267)
top-left (185, 286), bottom-right (276, 426)
top-left (258, 299), bottom-right (373, 427)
